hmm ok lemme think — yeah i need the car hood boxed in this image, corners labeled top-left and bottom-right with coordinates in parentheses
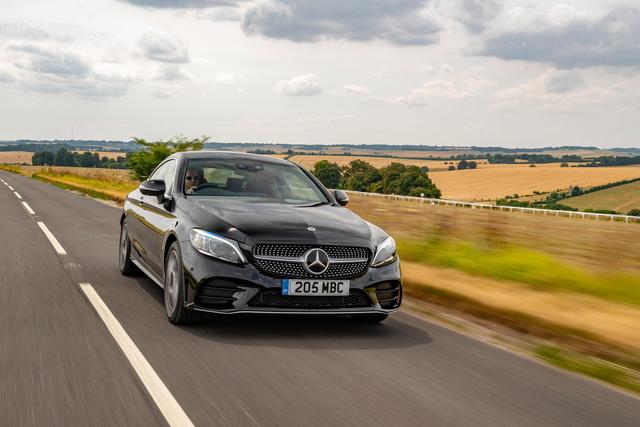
top-left (184, 199), bottom-right (378, 248)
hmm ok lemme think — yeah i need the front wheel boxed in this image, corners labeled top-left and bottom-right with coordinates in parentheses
top-left (119, 222), bottom-right (139, 276)
top-left (164, 242), bottom-right (201, 325)
top-left (351, 314), bottom-right (388, 324)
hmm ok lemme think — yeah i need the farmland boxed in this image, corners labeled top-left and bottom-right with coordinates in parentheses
top-left (0, 151), bottom-right (32, 165)
top-left (562, 181), bottom-right (640, 213)
top-left (73, 150), bottom-right (127, 160)
top-left (427, 166), bottom-right (640, 201)
top-left (346, 194), bottom-right (640, 356)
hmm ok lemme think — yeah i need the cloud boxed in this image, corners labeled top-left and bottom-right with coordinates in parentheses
top-left (0, 69), bottom-right (13, 82)
top-left (139, 29), bottom-right (191, 63)
top-left (0, 21), bottom-right (69, 41)
top-left (274, 73), bottom-right (321, 96)
top-left (480, 5), bottom-right (640, 68)
top-left (494, 69), bottom-right (612, 108)
top-left (342, 84), bottom-right (370, 95)
top-left (7, 43), bottom-right (130, 98)
top-left (396, 77), bottom-right (493, 105)
top-left (213, 72), bottom-right (237, 84)
top-left (119, 0), bottom-right (244, 8)
top-left (455, 0), bottom-right (502, 33)
top-left (10, 43), bottom-right (90, 77)
top-left (156, 64), bottom-right (190, 81)
top-left (242, 0), bottom-right (441, 46)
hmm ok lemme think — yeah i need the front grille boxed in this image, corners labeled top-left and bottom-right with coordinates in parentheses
top-left (249, 288), bottom-right (372, 309)
top-left (194, 279), bottom-right (245, 310)
top-left (252, 244), bottom-right (370, 279)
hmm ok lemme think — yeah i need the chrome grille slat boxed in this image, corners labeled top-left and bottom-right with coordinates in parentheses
top-left (252, 244), bottom-right (371, 278)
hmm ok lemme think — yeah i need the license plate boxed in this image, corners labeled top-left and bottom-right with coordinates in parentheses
top-left (282, 279), bottom-right (350, 296)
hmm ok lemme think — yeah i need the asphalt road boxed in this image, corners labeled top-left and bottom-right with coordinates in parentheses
top-left (1, 170), bottom-right (639, 427)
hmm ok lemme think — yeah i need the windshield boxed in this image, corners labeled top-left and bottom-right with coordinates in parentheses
top-left (183, 158), bottom-right (330, 204)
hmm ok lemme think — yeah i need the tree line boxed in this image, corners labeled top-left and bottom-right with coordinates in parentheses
top-left (313, 159), bottom-right (441, 198)
top-left (32, 148), bottom-right (129, 169)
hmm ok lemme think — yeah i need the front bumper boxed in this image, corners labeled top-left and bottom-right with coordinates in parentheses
top-left (180, 240), bottom-right (402, 315)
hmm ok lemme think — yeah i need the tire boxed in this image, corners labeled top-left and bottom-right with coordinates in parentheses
top-left (119, 222), bottom-right (139, 276)
top-left (351, 314), bottom-right (388, 324)
top-left (164, 242), bottom-right (201, 325)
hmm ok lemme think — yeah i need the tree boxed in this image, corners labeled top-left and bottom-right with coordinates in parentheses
top-left (313, 160), bottom-right (342, 188)
top-left (467, 161), bottom-right (478, 169)
top-left (570, 186), bottom-right (583, 197)
top-left (448, 165), bottom-right (456, 171)
top-left (54, 147), bottom-right (69, 166)
top-left (341, 160), bottom-right (381, 192)
top-left (457, 159), bottom-right (469, 170)
top-left (627, 209), bottom-right (640, 217)
top-left (129, 136), bottom-right (208, 180)
top-left (560, 162), bottom-right (569, 167)
top-left (78, 151), bottom-right (96, 167)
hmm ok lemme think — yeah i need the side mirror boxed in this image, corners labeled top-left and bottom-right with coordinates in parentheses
top-left (140, 179), bottom-right (166, 200)
top-left (334, 189), bottom-right (349, 206)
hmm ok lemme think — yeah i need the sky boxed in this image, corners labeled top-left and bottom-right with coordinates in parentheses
top-left (0, 0), bottom-right (639, 148)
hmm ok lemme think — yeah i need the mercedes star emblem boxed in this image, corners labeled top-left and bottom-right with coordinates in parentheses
top-left (303, 248), bottom-right (330, 275)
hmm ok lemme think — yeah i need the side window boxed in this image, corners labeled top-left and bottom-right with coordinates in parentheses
top-left (149, 160), bottom-right (176, 194)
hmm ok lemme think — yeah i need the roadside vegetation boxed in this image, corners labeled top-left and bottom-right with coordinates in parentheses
top-left (312, 159), bottom-right (441, 197)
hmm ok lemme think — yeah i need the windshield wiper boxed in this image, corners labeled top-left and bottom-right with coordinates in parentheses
top-left (298, 201), bottom-right (332, 207)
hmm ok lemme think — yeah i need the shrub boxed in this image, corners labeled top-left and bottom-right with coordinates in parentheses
top-left (313, 160), bottom-right (342, 188)
top-left (628, 209), bottom-right (640, 217)
top-left (128, 136), bottom-right (207, 180)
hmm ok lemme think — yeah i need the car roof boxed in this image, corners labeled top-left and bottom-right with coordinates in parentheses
top-left (169, 150), bottom-right (293, 166)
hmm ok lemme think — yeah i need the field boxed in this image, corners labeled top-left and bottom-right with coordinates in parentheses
top-left (0, 151), bottom-right (33, 165)
top-left (427, 166), bottom-right (640, 201)
top-left (562, 181), bottom-right (640, 213)
top-left (346, 194), bottom-right (640, 361)
top-left (287, 154), bottom-right (479, 170)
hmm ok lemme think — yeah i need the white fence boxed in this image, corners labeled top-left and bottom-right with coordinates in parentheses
top-left (342, 190), bottom-right (640, 224)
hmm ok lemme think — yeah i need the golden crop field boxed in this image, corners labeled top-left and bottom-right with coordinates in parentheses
top-left (287, 154), bottom-right (489, 170)
top-left (0, 151), bottom-right (33, 165)
top-left (427, 166), bottom-right (640, 201)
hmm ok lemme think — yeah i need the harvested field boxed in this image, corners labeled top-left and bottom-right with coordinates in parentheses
top-left (0, 151), bottom-right (33, 165)
top-left (427, 166), bottom-right (640, 201)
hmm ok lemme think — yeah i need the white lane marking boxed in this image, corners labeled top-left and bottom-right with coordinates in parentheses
top-left (14, 191), bottom-right (22, 199)
top-left (37, 222), bottom-right (67, 255)
top-left (78, 283), bottom-right (194, 427)
top-left (8, 185), bottom-right (14, 190)
top-left (22, 202), bottom-right (35, 215)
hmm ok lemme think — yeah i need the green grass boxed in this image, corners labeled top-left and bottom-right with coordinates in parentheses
top-left (535, 345), bottom-right (640, 393)
top-left (0, 164), bottom-right (23, 174)
top-left (33, 172), bottom-right (137, 203)
top-left (397, 238), bottom-right (640, 307)
top-left (563, 180), bottom-right (640, 214)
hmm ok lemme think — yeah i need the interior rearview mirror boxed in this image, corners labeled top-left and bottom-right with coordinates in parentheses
top-left (334, 189), bottom-right (349, 206)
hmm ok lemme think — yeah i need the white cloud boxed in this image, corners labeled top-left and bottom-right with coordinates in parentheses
top-left (342, 84), bottom-right (370, 95)
top-left (274, 73), bottom-right (321, 96)
top-left (213, 72), bottom-right (237, 84)
top-left (396, 77), bottom-right (493, 105)
top-left (156, 64), bottom-right (190, 81)
top-left (139, 29), bottom-right (191, 63)
top-left (494, 69), bottom-right (614, 109)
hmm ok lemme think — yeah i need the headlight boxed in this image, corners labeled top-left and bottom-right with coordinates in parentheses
top-left (372, 236), bottom-right (397, 267)
top-left (189, 229), bottom-right (247, 264)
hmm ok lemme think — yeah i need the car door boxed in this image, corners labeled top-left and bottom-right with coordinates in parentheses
top-left (135, 159), bottom-right (178, 278)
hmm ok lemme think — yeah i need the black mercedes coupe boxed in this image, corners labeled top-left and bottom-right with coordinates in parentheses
top-left (119, 151), bottom-right (402, 324)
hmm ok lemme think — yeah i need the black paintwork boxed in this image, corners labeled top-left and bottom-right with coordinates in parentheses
top-left (121, 151), bottom-right (402, 314)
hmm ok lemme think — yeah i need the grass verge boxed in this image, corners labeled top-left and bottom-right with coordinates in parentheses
top-left (535, 346), bottom-right (640, 393)
top-left (0, 164), bottom-right (24, 174)
top-left (405, 281), bottom-right (640, 392)
top-left (398, 238), bottom-right (640, 307)
top-left (32, 172), bottom-right (136, 203)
